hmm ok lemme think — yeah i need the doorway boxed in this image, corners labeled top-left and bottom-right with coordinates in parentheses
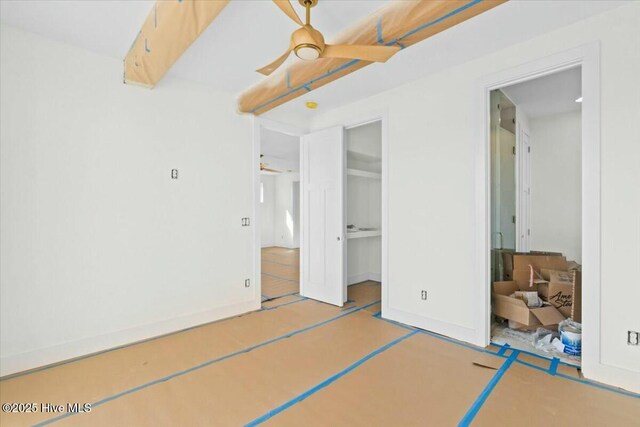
top-left (489, 67), bottom-right (584, 365)
top-left (258, 126), bottom-right (302, 302)
top-left (254, 115), bottom-right (388, 312)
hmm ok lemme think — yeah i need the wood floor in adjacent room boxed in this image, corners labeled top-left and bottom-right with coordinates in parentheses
top-left (261, 246), bottom-right (300, 301)
top-left (1, 253), bottom-right (638, 426)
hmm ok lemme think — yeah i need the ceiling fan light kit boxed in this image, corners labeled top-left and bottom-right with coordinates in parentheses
top-left (240, 0), bottom-right (506, 114)
top-left (257, 0), bottom-right (400, 77)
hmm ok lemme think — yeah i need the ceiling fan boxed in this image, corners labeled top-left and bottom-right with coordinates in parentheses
top-left (257, 0), bottom-right (401, 76)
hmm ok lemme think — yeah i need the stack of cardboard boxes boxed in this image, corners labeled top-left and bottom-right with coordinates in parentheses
top-left (492, 251), bottom-right (581, 330)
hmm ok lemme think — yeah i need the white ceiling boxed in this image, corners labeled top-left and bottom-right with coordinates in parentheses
top-left (0, 0), bottom-right (626, 119)
top-left (502, 67), bottom-right (582, 119)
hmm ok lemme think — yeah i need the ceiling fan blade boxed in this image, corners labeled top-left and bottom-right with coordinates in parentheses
top-left (256, 44), bottom-right (293, 76)
top-left (272, 0), bottom-right (304, 26)
top-left (321, 44), bottom-right (400, 63)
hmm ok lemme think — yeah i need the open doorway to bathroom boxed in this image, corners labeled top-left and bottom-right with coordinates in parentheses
top-left (490, 67), bottom-right (583, 365)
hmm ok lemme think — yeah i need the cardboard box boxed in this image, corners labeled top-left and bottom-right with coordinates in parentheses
top-left (492, 281), bottom-right (565, 329)
top-left (538, 270), bottom-right (582, 322)
top-left (511, 269), bottom-right (549, 291)
top-left (501, 251), bottom-right (565, 281)
top-left (503, 252), bottom-right (567, 289)
top-left (512, 253), bottom-right (568, 271)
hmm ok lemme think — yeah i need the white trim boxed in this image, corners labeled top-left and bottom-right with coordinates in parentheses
top-left (332, 110), bottom-right (389, 313)
top-left (0, 299), bottom-right (257, 377)
top-left (474, 44), bottom-right (628, 389)
top-left (253, 118), bottom-right (304, 303)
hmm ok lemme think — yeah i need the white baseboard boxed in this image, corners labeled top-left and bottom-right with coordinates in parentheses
top-left (383, 303), bottom-right (481, 347)
top-left (0, 298), bottom-right (259, 377)
top-left (348, 272), bottom-right (381, 286)
top-left (582, 360), bottom-right (640, 394)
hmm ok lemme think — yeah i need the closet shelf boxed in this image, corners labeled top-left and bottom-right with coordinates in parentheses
top-left (346, 168), bottom-right (381, 179)
top-left (347, 229), bottom-right (381, 239)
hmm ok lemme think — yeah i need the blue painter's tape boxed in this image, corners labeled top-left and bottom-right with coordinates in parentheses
top-left (549, 357), bottom-right (559, 375)
top-left (497, 343), bottom-right (510, 356)
top-left (376, 17), bottom-right (384, 44)
top-left (303, 85), bottom-right (311, 92)
top-left (251, 58), bottom-right (360, 113)
top-left (458, 350), bottom-right (519, 426)
top-left (517, 359), bottom-right (549, 373)
top-left (250, 0), bottom-right (484, 113)
top-left (372, 312), bottom-right (415, 331)
top-left (490, 341), bottom-right (582, 369)
top-left (381, 326), bottom-right (640, 400)
top-left (286, 70), bottom-right (291, 89)
top-left (4, 298), bottom-right (283, 383)
top-left (261, 271), bottom-right (298, 283)
top-left (34, 300), bottom-right (382, 426)
top-left (398, 0), bottom-right (482, 42)
top-left (262, 297), bottom-right (307, 311)
top-left (554, 373), bottom-right (640, 399)
top-left (419, 329), bottom-right (488, 353)
top-left (264, 290), bottom-right (300, 300)
top-left (245, 330), bottom-right (418, 426)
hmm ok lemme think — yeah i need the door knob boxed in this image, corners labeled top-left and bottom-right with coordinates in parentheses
top-left (337, 236), bottom-right (341, 241)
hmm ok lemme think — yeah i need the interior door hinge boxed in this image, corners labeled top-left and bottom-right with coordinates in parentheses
top-left (512, 215), bottom-right (516, 224)
top-left (528, 229), bottom-right (530, 236)
top-left (512, 146), bottom-right (516, 155)
top-left (528, 146), bottom-right (531, 153)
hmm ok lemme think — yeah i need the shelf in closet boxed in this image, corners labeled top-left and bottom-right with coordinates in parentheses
top-left (347, 230), bottom-right (381, 239)
top-left (346, 168), bottom-right (381, 180)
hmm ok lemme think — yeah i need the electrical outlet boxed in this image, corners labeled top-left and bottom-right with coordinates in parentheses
top-left (171, 169), bottom-right (178, 179)
top-left (628, 331), bottom-right (639, 346)
top-left (421, 290), bottom-right (428, 301)
top-left (244, 279), bottom-right (251, 288)
top-left (241, 217), bottom-right (251, 226)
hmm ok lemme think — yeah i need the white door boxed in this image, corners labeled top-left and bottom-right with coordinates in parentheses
top-left (516, 118), bottom-right (531, 251)
top-left (498, 127), bottom-right (517, 250)
top-left (300, 126), bottom-right (345, 306)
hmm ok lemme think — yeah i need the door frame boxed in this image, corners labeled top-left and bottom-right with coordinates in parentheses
top-left (340, 110), bottom-right (389, 311)
top-left (252, 117), bottom-right (304, 304)
top-left (475, 43), bottom-right (602, 378)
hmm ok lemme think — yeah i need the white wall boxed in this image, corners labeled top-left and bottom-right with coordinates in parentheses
top-left (273, 172), bottom-right (300, 249)
top-left (530, 111), bottom-right (582, 262)
top-left (0, 25), bottom-right (257, 375)
top-left (309, 4), bottom-right (640, 391)
top-left (260, 175), bottom-right (276, 247)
